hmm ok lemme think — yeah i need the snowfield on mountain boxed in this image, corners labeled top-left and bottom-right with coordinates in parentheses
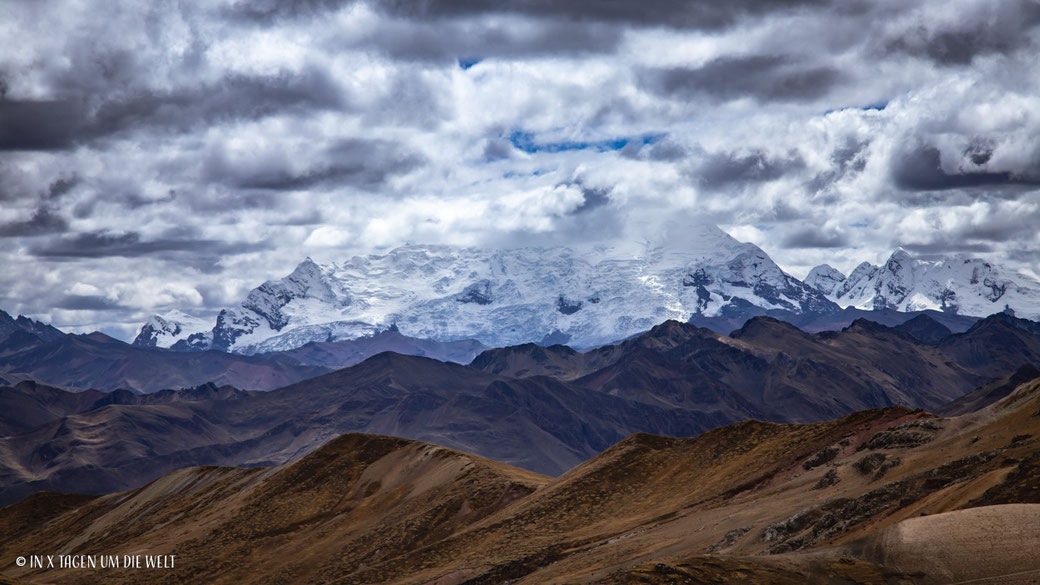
top-left (135, 225), bottom-right (1040, 354)
top-left (135, 224), bottom-right (835, 352)
top-left (807, 248), bottom-right (1040, 319)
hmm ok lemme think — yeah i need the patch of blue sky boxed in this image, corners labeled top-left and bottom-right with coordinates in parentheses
top-left (458, 57), bottom-right (482, 70)
top-left (508, 130), bottom-right (666, 154)
top-left (824, 101), bottom-right (888, 115)
top-left (502, 168), bottom-right (553, 179)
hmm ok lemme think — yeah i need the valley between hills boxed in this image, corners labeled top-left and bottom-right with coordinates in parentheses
top-left (7, 1), bottom-right (1040, 582)
top-left (0, 307), bottom-right (1039, 583)
top-left (3, 312), bottom-right (1040, 506)
top-left (1, 375), bottom-right (1038, 584)
top-left (2, 283), bottom-right (1040, 582)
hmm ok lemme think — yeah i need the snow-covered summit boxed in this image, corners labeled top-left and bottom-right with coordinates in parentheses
top-left (135, 224), bottom-right (837, 352)
top-left (133, 310), bottom-right (212, 349)
top-left (805, 248), bottom-right (1040, 319)
top-left (804, 264), bottom-right (846, 296)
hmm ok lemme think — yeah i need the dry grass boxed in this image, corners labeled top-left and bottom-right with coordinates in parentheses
top-left (2, 381), bottom-right (1038, 585)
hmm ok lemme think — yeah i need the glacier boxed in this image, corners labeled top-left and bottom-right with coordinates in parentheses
top-left (134, 224), bottom-right (836, 352)
top-left (806, 248), bottom-right (1040, 320)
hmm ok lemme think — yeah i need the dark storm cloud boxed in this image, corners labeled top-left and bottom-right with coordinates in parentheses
top-left (375, 0), bottom-right (830, 30)
top-left (46, 177), bottom-right (79, 200)
top-left (903, 241), bottom-right (995, 255)
top-left (271, 209), bottom-right (325, 226)
top-left (91, 69), bottom-right (347, 138)
top-left (231, 0), bottom-right (837, 61)
top-left (232, 0), bottom-right (834, 30)
top-left (641, 55), bottom-right (842, 103)
top-left (54, 294), bottom-right (131, 311)
top-left (227, 0), bottom-right (350, 22)
top-left (31, 231), bottom-right (271, 259)
top-left (0, 99), bottom-right (88, 151)
top-left (964, 138), bottom-right (995, 166)
top-left (357, 18), bottom-right (621, 61)
top-left (781, 226), bottom-right (849, 249)
top-left (807, 138), bottom-right (869, 193)
top-left (176, 190), bottom-right (284, 215)
top-left (0, 208), bottom-right (69, 237)
top-left (891, 144), bottom-right (1040, 191)
top-left (205, 138), bottom-right (425, 191)
top-left (883, 2), bottom-right (1040, 65)
top-left (646, 139), bottom-right (689, 162)
top-left (691, 148), bottom-right (805, 190)
top-left (0, 70), bottom-right (347, 151)
top-left (620, 137), bottom-right (688, 162)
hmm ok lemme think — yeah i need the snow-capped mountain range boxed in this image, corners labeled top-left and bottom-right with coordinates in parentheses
top-left (805, 249), bottom-right (1040, 318)
top-left (134, 226), bottom-right (1040, 354)
top-left (134, 224), bottom-right (836, 352)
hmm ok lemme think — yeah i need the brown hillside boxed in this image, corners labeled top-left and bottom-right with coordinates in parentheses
top-left (0, 434), bottom-right (547, 585)
top-left (1, 380), bottom-right (1038, 585)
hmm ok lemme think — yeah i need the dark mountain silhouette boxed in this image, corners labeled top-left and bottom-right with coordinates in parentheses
top-left (0, 325), bottom-right (486, 394)
top-left (473, 315), bottom-right (1034, 417)
top-left (273, 327), bottom-right (487, 368)
top-left (2, 314), bottom-right (1040, 506)
top-left (937, 312), bottom-right (1040, 378)
top-left (688, 306), bottom-right (978, 336)
top-left (0, 331), bottom-right (330, 393)
top-left (0, 353), bottom-right (728, 504)
top-left (894, 313), bottom-right (954, 344)
top-left (940, 363), bottom-right (1040, 416)
top-left (0, 309), bottom-right (64, 343)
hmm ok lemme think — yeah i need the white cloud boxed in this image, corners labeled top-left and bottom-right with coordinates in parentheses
top-left (1, 0), bottom-right (1038, 337)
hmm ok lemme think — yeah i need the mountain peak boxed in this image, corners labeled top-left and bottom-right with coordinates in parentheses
top-left (843, 317), bottom-right (895, 335)
top-left (0, 309), bottom-right (65, 342)
top-left (292, 256), bottom-right (323, 275)
top-left (827, 249), bottom-right (1040, 320)
top-left (645, 319), bottom-right (700, 339)
top-left (134, 234), bottom-right (837, 353)
top-left (730, 315), bottom-right (807, 341)
top-left (894, 313), bottom-right (953, 344)
top-left (889, 247), bottom-right (912, 260)
top-left (81, 331), bottom-right (122, 343)
top-left (804, 264), bottom-right (847, 296)
top-left (884, 248), bottom-right (914, 273)
top-left (133, 310), bottom-right (211, 349)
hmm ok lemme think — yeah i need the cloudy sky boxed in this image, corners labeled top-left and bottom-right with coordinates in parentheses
top-left (2, 0), bottom-right (1040, 338)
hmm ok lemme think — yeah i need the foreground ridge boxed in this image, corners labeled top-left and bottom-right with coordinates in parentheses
top-left (2, 377), bottom-right (1038, 584)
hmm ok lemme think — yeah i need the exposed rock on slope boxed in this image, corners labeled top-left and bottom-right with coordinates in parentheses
top-left (133, 225), bottom-right (838, 352)
top-left (804, 264), bottom-right (847, 296)
top-left (806, 248), bottom-right (1040, 319)
top-left (0, 310), bottom-right (63, 343)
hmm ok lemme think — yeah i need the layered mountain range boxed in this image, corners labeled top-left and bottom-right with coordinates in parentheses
top-left (132, 227), bottom-right (1040, 355)
top-left (133, 225), bottom-right (839, 352)
top-left (3, 375), bottom-right (1039, 585)
top-left (806, 248), bottom-right (1040, 318)
top-left (0, 325), bottom-right (486, 393)
top-left (3, 312), bottom-right (1040, 506)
